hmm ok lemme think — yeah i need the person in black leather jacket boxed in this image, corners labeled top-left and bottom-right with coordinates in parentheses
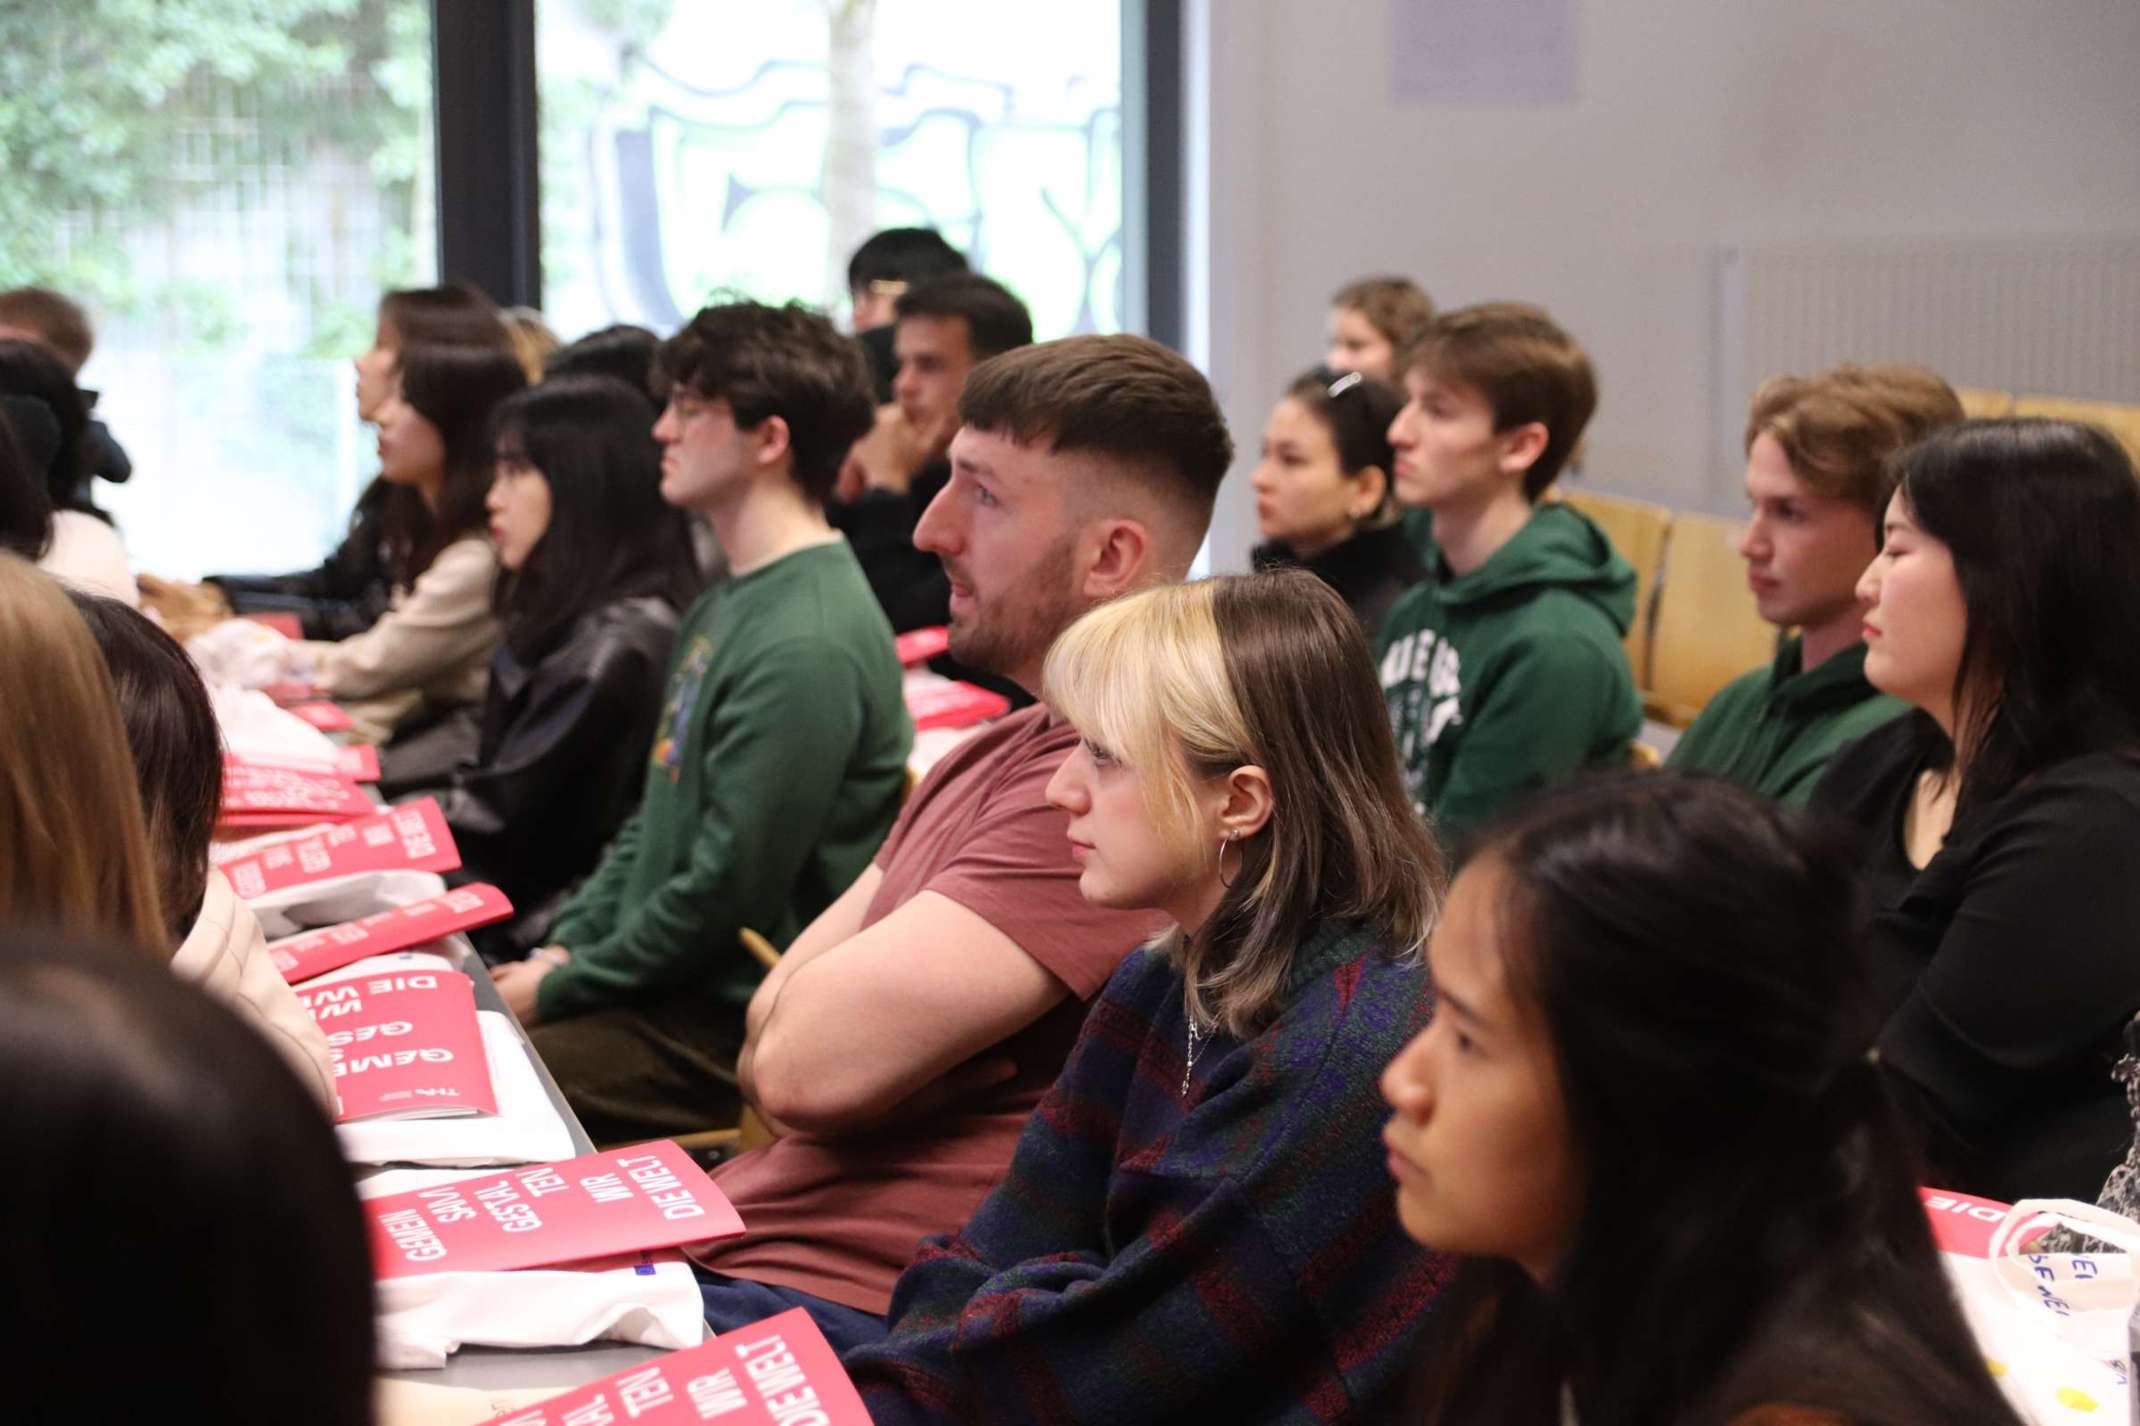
top-left (416, 375), bottom-right (702, 954)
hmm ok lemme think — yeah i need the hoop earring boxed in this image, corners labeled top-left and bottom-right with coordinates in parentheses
top-left (1216, 828), bottom-right (1240, 889)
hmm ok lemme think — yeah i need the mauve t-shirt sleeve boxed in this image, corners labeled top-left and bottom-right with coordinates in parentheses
top-left (917, 718), bottom-right (1155, 1000)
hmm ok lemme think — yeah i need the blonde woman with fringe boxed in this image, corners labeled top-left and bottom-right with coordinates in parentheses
top-left (0, 552), bottom-right (165, 948)
top-left (846, 567), bottom-right (1455, 1426)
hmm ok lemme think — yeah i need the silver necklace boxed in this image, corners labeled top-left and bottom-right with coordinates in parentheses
top-left (1182, 1010), bottom-right (1206, 1098)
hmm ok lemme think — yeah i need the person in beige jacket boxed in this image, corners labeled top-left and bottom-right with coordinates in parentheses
top-left (65, 591), bottom-right (337, 1108)
top-left (297, 344), bottom-right (526, 743)
top-left (173, 868), bottom-right (335, 1108)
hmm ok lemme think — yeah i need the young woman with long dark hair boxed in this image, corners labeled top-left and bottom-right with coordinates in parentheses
top-left (845, 569), bottom-right (1451, 1424)
top-left (296, 342), bottom-right (527, 744)
top-left (1814, 417), bottom-right (2140, 1202)
top-left (1383, 774), bottom-right (2020, 1426)
top-left (203, 280), bottom-right (513, 638)
top-left (1249, 365), bottom-right (1424, 635)
top-left (419, 374), bottom-right (702, 945)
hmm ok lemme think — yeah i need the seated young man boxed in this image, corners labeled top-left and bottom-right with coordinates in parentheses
top-left (1375, 301), bottom-right (1639, 841)
top-left (689, 333), bottom-right (1234, 1349)
top-left (834, 273), bottom-right (1033, 634)
top-left (490, 301), bottom-right (912, 1146)
top-left (0, 285), bottom-right (131, 505)
top-left (1667, 364), bottom-right (1960, 802)
top-left (846, 226), bottom-right (970, 401)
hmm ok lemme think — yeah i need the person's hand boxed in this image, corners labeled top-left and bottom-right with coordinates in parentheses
top-left (849, 404), bottom-right (928, 496)
top-left (912, 404), bottom-right (961, 466)
top-left (491, 946), bottom-right (567, 1025)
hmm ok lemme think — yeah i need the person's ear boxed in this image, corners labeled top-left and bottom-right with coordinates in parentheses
top-left (751, 413), bottom-right (794, 471)
top-left (1350, 465), bottom-right (1390, 522)
top-left (1080, 518), bottom-right (1153, 600)
top-left (1214, 764), bottom-right (1274, 842)
top-left (1496, 422), bottom-right (1549, 481)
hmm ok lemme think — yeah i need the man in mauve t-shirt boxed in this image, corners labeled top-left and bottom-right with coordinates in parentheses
top-left (690, 333), bottom-right (1235, 1349)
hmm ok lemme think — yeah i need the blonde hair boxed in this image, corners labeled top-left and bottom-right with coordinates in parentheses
top-left (1044, 571), bottom-right (1443, 1036)
top-left (501, 307), bottom-right (561, 383)
top-left (0, 555), bottom-right (166, 952)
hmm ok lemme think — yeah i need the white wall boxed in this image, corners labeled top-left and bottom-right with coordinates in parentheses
top-left (1186, 0), bottom-right (2140, 570)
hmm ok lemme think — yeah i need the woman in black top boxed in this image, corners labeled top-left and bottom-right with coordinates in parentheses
top-left (1813, 417), bottom-right (2140, 1202)
top-left (1249, 367), bottom-right (1426, 637)
top-left (421, 375), bottom-right (702, 951)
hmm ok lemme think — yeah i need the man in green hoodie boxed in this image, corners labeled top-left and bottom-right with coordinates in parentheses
top-left (496, 300), bottom-right (914, 1146)
top-left (1666, 365), bottom-right (1961, 803)
top-left (1375, 302), bottom-right (1638, 842)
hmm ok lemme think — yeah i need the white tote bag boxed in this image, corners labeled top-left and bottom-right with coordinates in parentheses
top-left (1943, 1197), bottom-right (2140, 1423)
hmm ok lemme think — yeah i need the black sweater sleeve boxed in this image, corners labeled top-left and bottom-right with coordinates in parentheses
top-left (831, 480), bottom-right (950, 635)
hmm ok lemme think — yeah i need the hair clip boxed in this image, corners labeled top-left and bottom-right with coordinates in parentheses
top-left (1325, 370), bottom-right (1365, 399)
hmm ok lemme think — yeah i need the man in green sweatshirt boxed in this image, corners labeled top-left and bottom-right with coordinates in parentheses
top-left (1667, 365), bottom-right (1961, 803)
top-left (493, 300), bottom-right (913, 1145)
top-left (1375, 302), bottom-right (1638, 843)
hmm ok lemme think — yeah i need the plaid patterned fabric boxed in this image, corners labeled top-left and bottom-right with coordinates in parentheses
top-left (845, 919), bottom-right (1454, 1425)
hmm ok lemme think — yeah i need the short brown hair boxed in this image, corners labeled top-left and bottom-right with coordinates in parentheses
top-left (0, 288), bottom-right (93, 374)
top-left (1331, 276), bottom-right (1435, 357)
top-left (1745, 364), bottom-right (1963, 520)
top-left (958, 333), bottom-right (1234, 530)
top-left (656, 300), bottom-right (876, 506)
top-left (1409, 302), bottom-right (1598, 501)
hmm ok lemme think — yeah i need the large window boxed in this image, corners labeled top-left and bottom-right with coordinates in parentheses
top-left (537, 0), bottom-right (1125, 340)
top-left (0, 0), bottom-right (434, 579)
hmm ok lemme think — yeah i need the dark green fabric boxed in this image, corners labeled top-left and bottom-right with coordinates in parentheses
top-left (1666, 636), bottom-right (1905, 806)
top-left (1375, 502), bottom-right (1639, 842)
top-left (540, 542), bottom-right (912, 1021)
top-left (1399, 505), bottom-right (1436, 561)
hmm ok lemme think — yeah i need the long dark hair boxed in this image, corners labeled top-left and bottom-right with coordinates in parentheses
top-left (1893, 418), bottom-right (2140, 819)
top-left (381, 344), bottom-right (526, 585)
top-left (68, 593), bottom-right (223, 942)
top-left (0, 338), bottom-right (88, 513)
top-left (1285, 365), bottom-right (1404, 521)
top-left (378, 280), bottom-right (505, 350)
top-left (0, 927), bottom-right (375, 1423)
top-left (491, 375), bottom-right (701, 660)
top-left (543, 323), bottom-right (662, 409)
top-left (1412, 774), bottom-right (2017, 1426)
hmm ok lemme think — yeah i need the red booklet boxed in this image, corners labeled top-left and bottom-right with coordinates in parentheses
top-left (244, 611), bottom-right (305, 639)
top-left (298, 969), bottom-right (496, 1123)
top-left (221, 798), bottom-right (459, 900)
top-left (367, 1140), bottom-right (745, 1279)
top-left (220, 759), bottom-right (374, 822)
top-left (289, 700), bottom-right (356, 732)
top-left (229, 745), bottom-right (382, 783)
top-left (894, 625), bottom-right (949, 666)
top-left (336, 744), bottom-right (382, 782)
top-left (1920, 1186), bottom-right (2016, 1257)
top-left (905, 677), bottom-right (1010, 731)
top-left (268, 883), bottom-right (514, 984)
top-left (479, 1308), bottom-right (867, 1426)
